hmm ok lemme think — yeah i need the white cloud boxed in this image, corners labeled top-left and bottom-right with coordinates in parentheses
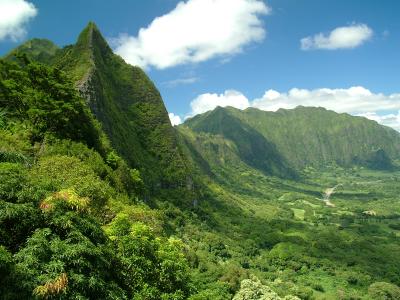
top-left (169, 113), bottom-right (182, 126)
top-left (252, 86), bottom-right (400, 114)
top-left (114, 0), bottom-right (270, 69)
top-left (301, 23), bottom-right (373, 50)
top-left (188, 90), bottom-right (250, 117)
top-left (357, 112), bottom-right (400, 131)
top-left (0, 0), bottom-right (37, 41)
top-left (164, 76), bottom-right (199, 87)
top-left (186, 86), bottom-right (400, 131)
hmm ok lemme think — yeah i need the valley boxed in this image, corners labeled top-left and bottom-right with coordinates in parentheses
top-left (0, 22), bottom-right (399, 300)
top-left (182, 162), bottom-right (400, 299)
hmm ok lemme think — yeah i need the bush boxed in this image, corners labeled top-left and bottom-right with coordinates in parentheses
top-left (233, 276), bottom-right (300, 300)
top-left (29, 155), bottom-right (113, 209)
top-left (368, 282), bottom-right (400, 299)
top-left (105, 216), bottom-right (192, 299)
top-left (0, 163), bottom-right (27, 202)
top-left (311, 283), bottom-right (325, 292)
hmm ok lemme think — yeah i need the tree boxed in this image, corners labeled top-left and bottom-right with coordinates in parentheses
top-left (105, 214), bottom-right (192, 299)
top-left (368, 282), bottom-right (400, 300)
top-left (0, 57), bottom-right (103, 149)
top-left (233, 276), bottom-right (300, 300)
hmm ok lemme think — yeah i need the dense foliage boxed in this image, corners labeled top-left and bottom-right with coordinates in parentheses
top-left (2, 23), bottom-right (400, 300)
top-left (5, 39), bottom-right (60, 65)
top-left (177, 121), bottom-right (400, 299)
top-left (0, 55), bottom-right (106, 152)
top-left (52, 23), bottom-right (192, 198)
top-left (185, 106), bottom-right (400, 171)
top-left (0, 57), bottom-right (192, 299)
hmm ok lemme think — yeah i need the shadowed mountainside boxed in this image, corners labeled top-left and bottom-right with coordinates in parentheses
top-left (180, 106), bottom-right (400, 174)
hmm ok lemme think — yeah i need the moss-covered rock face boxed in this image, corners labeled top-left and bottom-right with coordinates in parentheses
top-left (7, 22), bottom-right (192, 199)
top-left (51, 23), bottom-right (191, 195)
top-left (61, 23), bottom-right (191, 196)
top-left (182, 106), bottom-right (400, 172)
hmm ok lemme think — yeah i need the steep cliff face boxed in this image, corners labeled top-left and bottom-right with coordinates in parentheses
top-left (52, 23), bottom-right (191, 193)
top-left (2, 22), bottom-right (189, 197)
top-left (3, 22), bottom-right (195, 203)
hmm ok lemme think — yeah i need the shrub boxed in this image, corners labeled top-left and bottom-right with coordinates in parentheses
top-left (40, 189), bottom-right (89, 213)
top-left (368, 282), bottom-right (400, 299)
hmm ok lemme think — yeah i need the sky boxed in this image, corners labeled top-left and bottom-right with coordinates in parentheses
top-left (1, 0), bottom-right (400, 129)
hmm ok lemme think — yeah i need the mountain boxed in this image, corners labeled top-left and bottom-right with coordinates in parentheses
top-left (2, 23), bottom-right (400, 300)
top-left (178, 106), bottom-right (297, 179)
top-left (0, 54), bottom-right (192, 299)
top-left (57, 23), bottom-right (192, 194)
top-left (181, 106), bottom-right (400, 173)
top-left (5, 38), bottom-right (60, 64)
top-left (7, 23), bottom-right (193, 198)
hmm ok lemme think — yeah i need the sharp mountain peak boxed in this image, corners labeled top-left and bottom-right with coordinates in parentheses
top-left (75, 22), bottom-right (113, 59)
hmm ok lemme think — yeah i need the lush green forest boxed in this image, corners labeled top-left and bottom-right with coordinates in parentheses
top-left (1, 23), bottom-right (400, 300)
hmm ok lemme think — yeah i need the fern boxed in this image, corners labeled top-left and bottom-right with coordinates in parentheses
top-left (33, 273), bottom-right (68, 298)
top-left (40, 189), bottom-right (89, 213)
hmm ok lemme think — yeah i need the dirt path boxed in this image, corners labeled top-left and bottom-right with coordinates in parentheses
top-left (322, 184), bottom-right (342, 207)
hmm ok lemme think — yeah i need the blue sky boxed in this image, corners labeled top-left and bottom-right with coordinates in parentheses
top-left (1, 0), bottom-right (400, 129)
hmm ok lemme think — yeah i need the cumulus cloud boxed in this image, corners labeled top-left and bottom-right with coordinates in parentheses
top-left (168, 113), bottom-right (182, 126)
top-left (0, 0), bottom-right (37, 41)
top-left (357, 112), bottom-right (400, 131)
top-left (188, 90), bottom-right (250, 117)
top-left (301, 23), bottom-right (373, 50)
top-left (186, 86), bottom-right (400, 131)
top-left (114, 0), bottom-right (270, 69)
top-left (252, 86), bottom-right (400, 114)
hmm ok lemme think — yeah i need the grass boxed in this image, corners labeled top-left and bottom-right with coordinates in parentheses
top-left (291, 208), bottom-right (305, 220)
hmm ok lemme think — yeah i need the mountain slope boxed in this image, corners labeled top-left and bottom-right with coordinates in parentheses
top-left (3, 24), bottom-right (400, 300)
top-left (183, 106), bottom-right (400, 172)
top-left (54, 23), bottom-right (191, 193)
top-left (0, 56), bottom-right (192, 299)
top-left (4, 23), bottom-right (193, 198)
top-left (5, 38), bottom-right (60, 64)
top-left (5, 23), bottom-right (192, 197)
top-left (178, 106), bottom-right (296, 179)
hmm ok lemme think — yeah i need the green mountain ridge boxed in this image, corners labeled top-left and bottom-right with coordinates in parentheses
top-left (8, 23), bottom-right (194, 201)
top-left (178, 106), bottom-right (297, 179)
top-left (182, 105), bottom-right (400, 173)
top-left (57, 23), bottom-right (193, 196)
top-left (5, 38), bottom-right (60, 65)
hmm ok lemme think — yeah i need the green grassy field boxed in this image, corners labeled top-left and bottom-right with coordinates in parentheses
top-left (182, 163), bottom-right (400, 299)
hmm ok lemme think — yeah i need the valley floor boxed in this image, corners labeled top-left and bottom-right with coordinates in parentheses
top-left (184, 164), bottom-right (400, 299)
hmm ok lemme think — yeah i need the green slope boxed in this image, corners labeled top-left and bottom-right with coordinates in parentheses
top-left (0, 57), bottom-right (192, 299)
top-left (3, 23), bottom-right (400, 300)
top-left (54, 23), bottom-right (191, 193)
top-left (177, 106), bottom-right (400, 299)
top-left (5, 23), bottom-right (193, 199)
top-left (178, 107), bottom-right (297, 179)
top-left (4, 23), bottom-right (193, 199)
top-left (5, 38), bottom-right (60, 65)
top-left (183, 106), bottom-right (400, 172)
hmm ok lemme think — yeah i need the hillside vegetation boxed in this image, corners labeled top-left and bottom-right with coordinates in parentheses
top-left (8, 23), bottom-right (194, 203)
top-left (184, 106), bottom-right (400, 171)
top-left (1, 23), bottom-right (400, 300)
